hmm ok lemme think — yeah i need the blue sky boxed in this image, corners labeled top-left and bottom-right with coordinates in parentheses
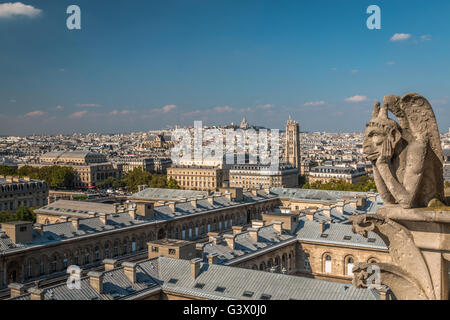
top-left (0, 0), bottom-right (449, 135)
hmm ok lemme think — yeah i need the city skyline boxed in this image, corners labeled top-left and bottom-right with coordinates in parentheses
top-left (0, 0), bottom-right (449, 135)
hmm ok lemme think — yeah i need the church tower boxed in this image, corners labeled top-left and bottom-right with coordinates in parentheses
top-left (285, 116), bottom-right (301, 169)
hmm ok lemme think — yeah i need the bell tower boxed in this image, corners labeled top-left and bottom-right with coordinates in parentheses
top-left (285, 116), bottom-right (300, 169)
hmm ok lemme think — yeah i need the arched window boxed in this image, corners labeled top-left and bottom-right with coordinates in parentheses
top-left (95, 247), bottom-right (100, 261)
top-left (105, 245), bottom-right (110, 259)
top-left (347, 257), bottom-right (354, 276)
top-left (84, 252), bottom-right (90, 265)
top-left (27, 261), bottom-right (33, 279)
top-left (50, 256), bottom-right (57, 273)
top-left (325, 255), bottom-right (332, 273)
top-left (131, 239), bottom-right (137, 253)
top-left (40, 259), bottom-right (45, 275)
top-left (114, 243), bottom-right (119, 257)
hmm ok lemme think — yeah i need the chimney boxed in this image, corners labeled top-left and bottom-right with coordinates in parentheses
top-left (263, 187), bottom-right (271, 195)
top-left (9, 283), bottom-right (26, 298)
top-left (114, 203), bottom-right (120, 214)
top-left (207, 253), bottom-right (219, 265)
top-left (208, 232), bottom-right (220, 242)
top-left (168, 202), bottom-right (176, 213)
top-left (232, 226), bottom-right (244, 235)
top-left (336, 204), bottom-right (344, 214)
top-left (305, 212), bottom-right (314, 221)
top-left (212, 236), bottom-right (222, 245)
top-left (88, 271), bottom-right (104, 294)
top-left (251, 189), bottom-right (258, 196)
top-left (251, 220), bottom-right (264, 229)
top-left (6, 176), bottom-right (13, 183)
top-left (337, 200), bottom-right (345, 207)
top-left (70, 218), bottom-right (79, 230)
top-left (136, 202), bottom-right (154, 219)
top-left (207, 196), bottom-right (215, 205)
top-left (99, 213), bottom-right (109, 224)
top-left (28, 287), bottom-right (45, 300)
top-left (122, 262), bottom-right (137, 283)
top-left (273, 221), bottom-right (283, 234)
top-left (13, 176), bottom-right (19, 182)
top-left (103, 259), bottom-right (118, 271)
top-left (190, 198), bottom-right (198, 208)
top-left (128, 205), bottom-right (137, 220)
top-left (349, 200), bottom-right (358, 210)
top-left (248, 228), bottom-right (259, 242)
top-left (368, 193), bottom-right (377, 202)
top-left (223, 234), bottom-right (236, 250)
top-left (190, 258), bottom-right (202, 279)
top-left (224, 192), bottom-right (232, 201)
top-left (33, 223), bottom-right (44, 236)
top-left (319, 221), bottom-right (327, 233)
top-left (88, 212), bottom-right (97, 218)
top-left (322, 206), bottom-right (331, 217)
top-left (24, 177), bottom-right (31, 182)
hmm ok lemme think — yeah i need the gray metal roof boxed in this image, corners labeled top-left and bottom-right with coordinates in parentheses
top-left (130, 188), bottom-right (208, 201)
top-left (201, 225), bottom-right (295, 264)
top-left (11, 256), bottom-right (378, 300)
top-left (157, 257), bottom-right (378, 300)
top-left (295, 220), bottom-right (387, 250)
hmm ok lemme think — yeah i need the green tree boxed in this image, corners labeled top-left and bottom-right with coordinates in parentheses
top-left (302, 177), bottom-right (377, 192)
top-left (17, 166), bottom-right (40, 179)
top-left (0, 165), bottom-right (17, 176)
top-left (38, 166), bottom-right (75, 189)
top-left (15, 205), bottom-right (35, 222)
top-left (167, 177), bottom-right (180, 189)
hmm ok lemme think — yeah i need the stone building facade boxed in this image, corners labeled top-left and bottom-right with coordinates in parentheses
top-left (167, 166), bottom-right (228, 192)
top-left (0, 176), bottom-right (49, 211)
top-left (229, 164), bottom-right (298, 189)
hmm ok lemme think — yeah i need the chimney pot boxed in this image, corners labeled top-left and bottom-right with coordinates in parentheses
top-left (122, 262), bottom-right (137, 283)
top-left (223, 234), bottom-right (236, 249)
top-left (9, 283), bottom-right (26, 298)
top-left (248, 228), bottom-right (259, 242)
top-left (88, 271), bottom-right (104, 294)
top-left (103, 259), bottom-right (118, 271)
top-left (207, 253), bottom-right (219, 265)
top-left (190, 258), bottom-right (202, 279)
top-left (232, 226), bottom-right (244, 235)
top-left (273, 221), bottom-right (283, 233)
top-left (70, 218), bottom-right (79, 230)
top-left (28, 287), bottom-right (45, 300)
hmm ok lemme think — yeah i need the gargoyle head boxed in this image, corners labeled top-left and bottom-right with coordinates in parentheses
top-left (363, 96), bottom-right (402, 162)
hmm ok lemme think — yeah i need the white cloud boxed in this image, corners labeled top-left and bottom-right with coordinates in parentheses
top-left (69, 111), bottom-right (88, 119)
top-left (109, 109), bottom-right (136, 116)
top-left (24, 110), bottom-right (45, 117)
top-left (303, 101), bottom-right (325, 107)
top-left (0, 2), bottom-right (42, 18)
top-left (55, 105), bottom-right (64, 111)
top-left (390, 33), bottom-right (411, 42)
top-left (387, 61), bottom-right (396, 65)
top-left (213, 105), bottom-right (233, 113)
top-left (153, 104), bottom-right (177, 114)
top-left (345, 95), bottom-right (368, 103)
top-left (420, 34), bottom-right (432, 42)
top-left (350, 69), bottom-right (358, 74)
top-left (76, 103), bottom-right (101, 108)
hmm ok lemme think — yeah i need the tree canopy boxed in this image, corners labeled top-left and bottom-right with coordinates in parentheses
top-left (302, 176), bottom-right (377, 192)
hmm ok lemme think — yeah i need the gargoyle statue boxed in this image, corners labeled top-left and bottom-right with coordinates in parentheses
top-left (363, 93), bottom-right (444, 208)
